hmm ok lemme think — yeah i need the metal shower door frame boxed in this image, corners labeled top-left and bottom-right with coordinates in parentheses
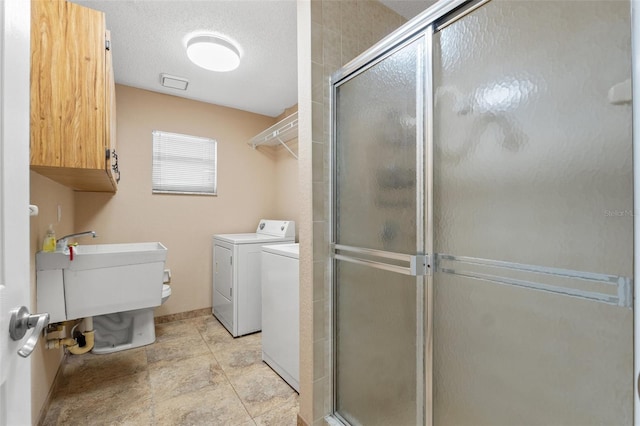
top-left (328, 0), bottom-right (640, 424)
top-left (329, 29), bottom-right (428, 426)
top-left (631, 1), bottom-right (640, 422)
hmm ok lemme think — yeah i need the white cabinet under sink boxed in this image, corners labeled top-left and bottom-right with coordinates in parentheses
top-left (36, 242), bottom-right (167, 323)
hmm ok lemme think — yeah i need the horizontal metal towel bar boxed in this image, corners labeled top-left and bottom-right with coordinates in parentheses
top-left (334, 254), bottom-right (417, 276)
top-left (332, 244), bottom-right (430, 276)
top-left (437, 254), bottom-right (632, 308)
top-left (331, 245), bottom-right (632, 307)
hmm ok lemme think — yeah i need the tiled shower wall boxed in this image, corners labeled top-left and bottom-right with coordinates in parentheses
top-left (305, 1), bottom-right (405, 424)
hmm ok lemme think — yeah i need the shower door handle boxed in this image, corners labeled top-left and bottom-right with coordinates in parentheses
top-left (332, 244), bottom-right (431, 276)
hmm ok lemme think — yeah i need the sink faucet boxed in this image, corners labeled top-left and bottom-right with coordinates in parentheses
top-left (56, 231), bottom-right (97, 252)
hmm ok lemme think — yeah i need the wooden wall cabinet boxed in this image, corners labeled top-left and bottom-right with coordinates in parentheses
top-left (30, 0), bottom-right (118, 192)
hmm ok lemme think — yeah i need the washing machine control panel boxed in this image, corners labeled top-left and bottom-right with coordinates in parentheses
top-left (255, 220), bottom-right (295, 238)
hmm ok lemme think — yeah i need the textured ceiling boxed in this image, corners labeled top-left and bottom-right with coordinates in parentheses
top-left (71, 1), bottom-right (432, 118)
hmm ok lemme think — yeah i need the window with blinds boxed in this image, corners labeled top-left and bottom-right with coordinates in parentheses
top-left (152, 130), bottom-right (217, 195)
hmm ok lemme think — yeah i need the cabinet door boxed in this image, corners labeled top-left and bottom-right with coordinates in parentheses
top-left (30, 0), bottom-right (114, 192)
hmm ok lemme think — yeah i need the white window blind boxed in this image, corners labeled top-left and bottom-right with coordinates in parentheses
top-left (152, 130), bottom-right (217, 195)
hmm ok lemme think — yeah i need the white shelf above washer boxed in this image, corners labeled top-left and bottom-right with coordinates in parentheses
top-left (248, 111), bottom-right (298, 159)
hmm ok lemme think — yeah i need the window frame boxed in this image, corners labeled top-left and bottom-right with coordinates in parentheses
top-left (151, 130), bottom-right (218, 196)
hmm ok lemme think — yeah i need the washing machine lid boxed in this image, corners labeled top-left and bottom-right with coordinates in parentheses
top-left (261, 243), bottom-right (299, 259)
top-left (214, 233), bottom-right (294, 244)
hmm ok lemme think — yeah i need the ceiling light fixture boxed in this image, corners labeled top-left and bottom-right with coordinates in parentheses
top-left (186, 35), bottom-right (240, 72)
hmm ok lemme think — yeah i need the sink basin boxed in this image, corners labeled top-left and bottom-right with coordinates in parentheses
top-left (37, 242), bottom-right (167, 271)
top-left (36, 242), bottom-right (168, 322)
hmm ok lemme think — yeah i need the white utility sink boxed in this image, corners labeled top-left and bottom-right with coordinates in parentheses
top-left (37, 242), bottom-right (167, 271)
top-left (36, 242), bottom-right (168, 323)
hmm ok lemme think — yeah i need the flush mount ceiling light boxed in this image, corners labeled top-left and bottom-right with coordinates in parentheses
top-left (186, 35), bottom-right (240, 72)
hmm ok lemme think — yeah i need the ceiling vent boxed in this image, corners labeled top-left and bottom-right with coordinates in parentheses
top-left (160, 74), bottom-right (189, 90)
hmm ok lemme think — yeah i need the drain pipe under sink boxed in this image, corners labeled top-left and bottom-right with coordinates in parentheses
top-left (47, 317), bottom-right (95, 354)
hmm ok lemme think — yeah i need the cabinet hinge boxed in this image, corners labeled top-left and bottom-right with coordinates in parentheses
top-left (230, 287), bottom-right (233, 297)
top-left (105, 39), bottom-right (111, 51)
top-left (105, 148), bottom-right (111, 160)
top-left (230, 256), bottom-right (233, 265)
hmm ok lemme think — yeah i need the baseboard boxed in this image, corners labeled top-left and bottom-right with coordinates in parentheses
top-left (154, 307), bottom-right (211, 324)
top-left (36, 351), bottom-right (68, 426)
top-left (297, 414), bottom-right (310, 426)
top-left (297, 414), bottom-right (340, 426)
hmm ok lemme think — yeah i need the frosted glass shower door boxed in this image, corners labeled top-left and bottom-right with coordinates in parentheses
top-left (332, 36), bottom-right (426, 426)
top-left (432, 1), bottom-right (633, 424)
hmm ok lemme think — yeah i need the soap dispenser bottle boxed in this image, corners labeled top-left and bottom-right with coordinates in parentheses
top-left (43, 224), bottom-right (56, 252)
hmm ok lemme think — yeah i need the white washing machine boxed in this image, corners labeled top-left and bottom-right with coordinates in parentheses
top-left (261, 243), bottom-right (299, 392)
top-left (212, 219), bottom-right (295, 337)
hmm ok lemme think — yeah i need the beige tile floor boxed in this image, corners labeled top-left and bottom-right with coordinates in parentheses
top-left (42, 315), bottom-right (299, 426)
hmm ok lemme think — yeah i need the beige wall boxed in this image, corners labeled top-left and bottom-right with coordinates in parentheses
top-left (29, 172), bottom-right (75, 423)
top-left (296, 2), bottom-right (315, 424)
top-left (275, 145), bottom-right (300, 236)
top-left (274, 105), bottom-right (300, 237)
top-left (74, 85), bottom-right (292, 317)
top-left (297, 1), bottom-right (406, 424)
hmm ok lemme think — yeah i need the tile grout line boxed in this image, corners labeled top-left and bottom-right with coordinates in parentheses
top-left (207, 330), bottom-right (296, 424)
top-left (142, 349), bottom-right (157, 426)
top-left (197, 317), bottom-right (258, 425)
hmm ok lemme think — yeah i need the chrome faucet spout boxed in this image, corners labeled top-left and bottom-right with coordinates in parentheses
top-left (57, 231), bottom-right (97, 243)
top-left (55, 231), bottom-right (97, 253)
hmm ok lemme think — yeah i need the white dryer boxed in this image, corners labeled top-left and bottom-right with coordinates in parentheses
top-left (212, 219), bottom-right (295, 337)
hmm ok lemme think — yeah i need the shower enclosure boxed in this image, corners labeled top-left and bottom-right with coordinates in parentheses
top-left (330, 0), bottom-right (635, 424)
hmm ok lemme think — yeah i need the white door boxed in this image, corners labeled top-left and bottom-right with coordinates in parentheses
top-left (0, 1), bottom-right (40, 424)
